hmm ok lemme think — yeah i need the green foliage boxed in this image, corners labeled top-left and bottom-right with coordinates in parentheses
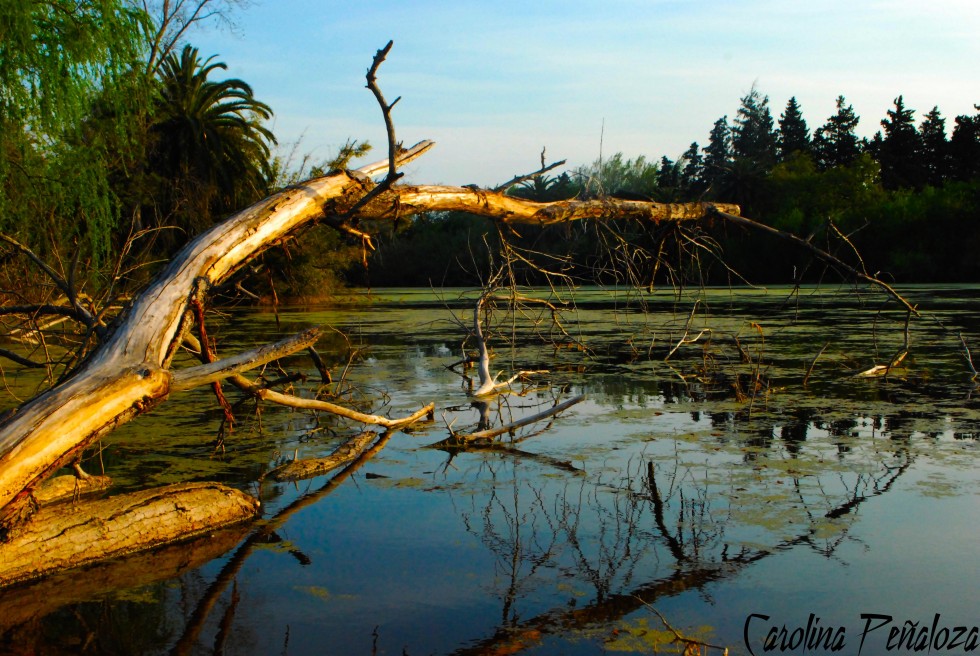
top-left (146, 45), bottom-right (276, 244)
top-left (950, 106), bottom-right (980, 182)
top-left (702, 116), bottom-right (733, 194)
top-left (0, 0), bottom-right (149, 263)
top-left (732, 85), bottom-right (778, 170)
top-left (574, 153), bottom-right (660, 198)
top-left (919, 106), bottom-right (950, 186)
top-left (360, 212), bottom-right (499, 287)
top-left (877, 95), bottom-right (923, 189)
top-left (678, 142), bottom-right (704, 196)
top-left (324, 138), bottom-right (372, 173)
top-left (508, 172), bottom-right (579, 202)
top-left (0, 0), bottom-right (146, 133)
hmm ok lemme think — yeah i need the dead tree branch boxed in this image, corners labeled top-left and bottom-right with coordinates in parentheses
top-left (493, 149), bottom-right (568, 193)
top-left (709, 207), bottom-right (918, 316)
top-left (171, 327), bottom-right (322, 391)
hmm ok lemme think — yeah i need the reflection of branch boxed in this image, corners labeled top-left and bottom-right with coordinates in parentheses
top-left (665, 300), bottom-right (709, 361)
top-left (646, 462), bottom-right (687, 563)
top-left (431, 395), bottom-right (584, 446)
top-left (441, 442), bottom-right (584, 475)
top-left (636, 598), bottom-right (731, 655)
top-left (958, 333), bottom-right (979, 382)
top-left (452, 448), bottom-right (915, 656)
top-left (171, 431), bottom-right (394, 656)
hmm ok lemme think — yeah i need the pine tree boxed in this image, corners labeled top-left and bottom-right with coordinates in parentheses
top-left (656, 155), bottom-right (681, 199)
top-left (679, 142), bottom-right (704, 197)
top-left (950, 106), bottom-right (980, 182)
top-left (877, 95), bottom-right (922, 189)
top-left (732, 86), bottom-right (778, 170)
top-left (919, 107), bottom-right (950, 186)
top-left (812, 96), bottom-right (861, 170)
top-left (778, 96), bottom-right (811, 160)
top-left (702, 117), bottom-right (733, 195)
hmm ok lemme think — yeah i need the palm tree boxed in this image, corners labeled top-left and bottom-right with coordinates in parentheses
top-left (148, 44), bottom-right (276, 243)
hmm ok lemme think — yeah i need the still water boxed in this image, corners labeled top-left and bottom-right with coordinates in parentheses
top-left (1, 285), bottom-right (978, 655)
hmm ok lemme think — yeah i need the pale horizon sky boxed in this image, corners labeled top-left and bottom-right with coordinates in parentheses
top-left (199, 0), bottom-right (980, 186)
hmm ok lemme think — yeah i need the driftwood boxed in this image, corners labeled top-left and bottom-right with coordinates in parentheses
top-left (0, 481), bottom-right (258, 587)
top-left (33, 473), bottom-right (112, 505)
top-left (268, 430), bottom-right (379, 481)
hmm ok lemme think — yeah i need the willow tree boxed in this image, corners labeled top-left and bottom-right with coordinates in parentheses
top-left (0, 0), bottom-right (149, 263)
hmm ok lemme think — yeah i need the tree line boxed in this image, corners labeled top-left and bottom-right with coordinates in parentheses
top-left (3, 1), bottom-right (979, 299)
top-left (366, 89), bottom-right (980, 286)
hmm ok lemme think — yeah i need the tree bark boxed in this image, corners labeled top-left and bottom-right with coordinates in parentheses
top-left (0, 482), bottom-right (258, 587)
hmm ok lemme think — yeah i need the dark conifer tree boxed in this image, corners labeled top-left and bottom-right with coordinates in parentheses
top-left (679, 142), bottom-right (704, 196)
top-left (656, 155), bottom-right (681, 200)
top-left (950, 106), bottom-right (980, 182)
top-left (812, 96), bottom-right (861, 169)
top-left (732, 86), bottom-right (778, 170)
top-left (778, 96), bottom-right (811, 160)
top-left (702, 116), bottom-right (733, 196)
top-left (877, 95), bottom-right (923, 189)
top-left (919, 106), bottom-right (950, 186)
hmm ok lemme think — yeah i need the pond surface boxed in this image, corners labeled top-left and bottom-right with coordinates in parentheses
top-left (1, 285), bottom-right (978, 655)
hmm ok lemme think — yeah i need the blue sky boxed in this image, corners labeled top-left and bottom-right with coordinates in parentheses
top-left (201, 0), bottom-right (980, 186)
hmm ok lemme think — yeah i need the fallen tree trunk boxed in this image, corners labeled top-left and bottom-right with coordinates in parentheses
top-left (0, 482), bottom-right (258, 587)
top-left (0, 141), bottom-right (736, 532)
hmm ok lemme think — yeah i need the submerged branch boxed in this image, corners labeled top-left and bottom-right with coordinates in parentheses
top-left (433, 394), bottom-right (586, 446)
top-left (268, 430), bottom-right (378, 482)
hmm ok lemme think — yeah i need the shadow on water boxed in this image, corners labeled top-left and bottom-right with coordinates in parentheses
top-left (0, 285), bottom-right (977, 654)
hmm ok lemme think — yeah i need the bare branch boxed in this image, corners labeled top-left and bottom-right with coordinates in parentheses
top-left (227, 374), bottom-right (434, 430)
top-left (171, 327), bottom-right (322, 392)
top-left (0, 349), bottom-right (50, 369)
top-left (709, 208), bottom-right (919, 316)
top-left (0, 234), bottom-right (99, 331)
top-left (493, 157), bottom-right (568, 193)
top-left (434, 394), bottom-right (585, 445)
top-left (340, 41), bottom-right (404, 224)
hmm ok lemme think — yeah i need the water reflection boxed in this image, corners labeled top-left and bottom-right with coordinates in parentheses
top-left (0, 287), bottom-right (977, 654)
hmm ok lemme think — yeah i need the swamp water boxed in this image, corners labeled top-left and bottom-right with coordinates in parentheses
top-left (0, 286), bottom-right (978, 655)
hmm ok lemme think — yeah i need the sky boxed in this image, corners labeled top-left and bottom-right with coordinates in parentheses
top-left (199, 0), bottom-right (980, 187)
